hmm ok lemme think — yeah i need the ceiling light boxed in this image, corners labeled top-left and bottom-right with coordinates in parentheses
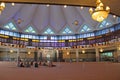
top-left (73, 20), bottom-right (79, 26)
top-left (46, 4), bottom-right (50, 7)
top-left (64, 5), bottom-right (67, 8)
top-left (12, 3), bottom-right (15, 6)
top-left (113, 15), bottom-right (116, 18)
top-left (89, 0), bottom-right (110, 22)
top-left (80, 6), bottom-right (83, 9)
top-left (0, 2), bottom-right (5, 14)
top-left (17, 18), bottom-right (22, 24)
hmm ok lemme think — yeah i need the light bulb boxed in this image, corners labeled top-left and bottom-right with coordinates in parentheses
top-left (28, 51), bottom-right (31, 54)
top-left (80, 6), bottom-right (83, 9)
top-left (89, 8), bottom-right (93, 14)
top-left (106, 6), bottom-right (110, 12)
top-left (0, 2), bottom-right (5, 8)
top-left (99, 3), bottom-right (104, 7)
top-left (12, 3), bottom-right (15, 6)
top-left (97, 0), bottom-right (101, 4)
top-left (67, 52), bottom-right (69, 55)
top-left (100, 48), bottom-right (103, 52)
top-left (64, 5), bottom-right (67, 8)
top-left (118, 47), bottom-right (120, 50)
top-left (46, 4), bottom-right (50, 7)
top-left (10, 50), bottom-right (13, 53)
top-left (82, 50), bottom-right (85, 53)
top-left (113, 15), bottom-right (116, 18)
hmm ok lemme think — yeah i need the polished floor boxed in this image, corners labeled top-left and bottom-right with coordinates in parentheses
top-left (0, 61), bottom-right (120, 80)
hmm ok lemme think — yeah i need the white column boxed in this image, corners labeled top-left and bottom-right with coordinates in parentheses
top-left (56, 50), bottom-right (59, 62)
top-left (95, 48), bottom-right (100, 62)
top-left (76, 49), bottom-right (79, 62)
top-left (117, 48), bottom-right (120, 62)
top-left (34, 49), bottom-right (38, 62)
top-left (6, 48), bottom-right (8, 61)
top-left (17, 48), bottom-right (20, 66)
top-left (38, 50), bottom-right (41, 61)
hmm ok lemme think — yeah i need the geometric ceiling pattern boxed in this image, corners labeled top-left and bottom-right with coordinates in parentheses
top-left (4, 22), bottom-right (16, 30)
top-left (98, 20), bottom-right (112, 28)
top-left (0, 3), bottom-right (119, 35)
top-left (43, 28), bottom-right (54, 34)
top-left (62, 26), bottom-right (73, 34)
top-left (25, 26), bottom-right (36, 33)
top-left (80, 25), bottom-right (91, 33)
top-left (1, 0), bottom-right (120, 16)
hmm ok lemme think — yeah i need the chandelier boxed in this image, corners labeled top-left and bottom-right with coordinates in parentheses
top-left (0, 2), bottom-right (5, 14)
top-left (89, 0), bottom-right (110, 22)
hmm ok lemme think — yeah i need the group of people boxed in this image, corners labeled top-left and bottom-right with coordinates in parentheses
top-left (18, 60), bottom-right (55, 68)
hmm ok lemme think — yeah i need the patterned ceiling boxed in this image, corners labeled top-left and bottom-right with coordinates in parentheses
top-left (0, 3), bottom-right (118, 35)
top-left (1, 0), bottom-right (120, 16)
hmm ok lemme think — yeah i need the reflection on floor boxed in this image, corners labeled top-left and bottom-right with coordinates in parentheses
top-left (0, 61), bottom-right (120, 80)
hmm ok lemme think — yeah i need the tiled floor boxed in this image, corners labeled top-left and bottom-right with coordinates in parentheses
top-left (0, 62), bottom-right (120, 80)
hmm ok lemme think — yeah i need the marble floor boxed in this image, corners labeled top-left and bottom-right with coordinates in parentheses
top-left (0, 61), bottom-right (120, 80)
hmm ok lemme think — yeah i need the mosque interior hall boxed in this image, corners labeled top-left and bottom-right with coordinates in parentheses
top-left (0, 0), bottom-right (120, 80)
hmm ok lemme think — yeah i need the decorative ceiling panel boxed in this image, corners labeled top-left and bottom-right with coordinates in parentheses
top-left (0, 0), bottom-right (120, 16)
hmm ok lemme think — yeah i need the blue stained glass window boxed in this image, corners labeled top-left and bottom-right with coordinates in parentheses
top-left (9, 32), bottom-right (13, 36)
top-left (96, 31), bottom-right (101, 36)
top-left (99, 20), bottom-right (111, 28)
top-left (4, 22), bottom-right (16, 30)
top-left (118, 17), bottom-right (120, 22)
top-left (51, 36), bottom-right (57, 40)
top-left (21, 34), bottom-right (25, 38)
top-left (13, 33), bottom-right (20, 37)
top-left (91, 33), bottom-right (95, 36)
top-left (83, 34), bottom-right (87, 38)
top-left (32, 35), bottom-right (36, 39)
top-left (0, 30), bottom-right (5, 34)
top-left (25, 26), bottom-right (36, 33)
top-left (80, 25), bottom-right (91, 32)
top-left (109, 27), bottom-right (114, 32)
top-left (86, 33), bottom-right (90, 37)
top-left (36, 36), bottom-right (39, 39)
top-left (24, 35), bottom-right (29, 38)
top-left (28, 35), bottom-right (33, 38)
top-left (62, 27), bottom-right (73, 34)
top-left (4, 31), bottom-right (9, 35)
top-left (44, 28), bottom-right (54, 34)
top-left (40, 36), bottom-right (47, 39)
